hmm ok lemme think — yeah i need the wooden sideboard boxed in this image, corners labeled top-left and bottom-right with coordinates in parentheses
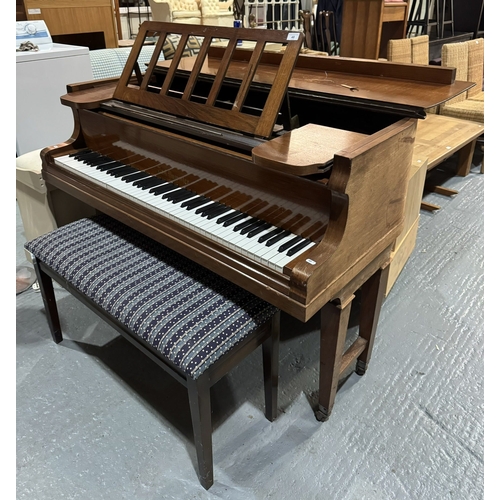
top-left (24, 0), bottom-right (119, 48)
top-left (340, 0), bottom-right (409, 59)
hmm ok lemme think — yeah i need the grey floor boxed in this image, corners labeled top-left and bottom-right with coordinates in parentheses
top-left (16, 151), bottom-right (484, 500)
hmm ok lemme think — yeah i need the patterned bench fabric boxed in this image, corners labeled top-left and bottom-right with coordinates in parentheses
top-left (25, 215), bottom-right (277, 379)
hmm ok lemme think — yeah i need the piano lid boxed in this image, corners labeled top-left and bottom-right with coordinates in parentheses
top-left (153, 41), bottom-right (473, 119)
top-left (113, 21), bottom-right (304, 139)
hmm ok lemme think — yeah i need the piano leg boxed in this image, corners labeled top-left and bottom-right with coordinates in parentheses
top-left (315, 263), bottom-right (390, 422)
top-left (315, 295), bottom-right (355, 422)
top-left (356, 265), bottom-right (390, 376)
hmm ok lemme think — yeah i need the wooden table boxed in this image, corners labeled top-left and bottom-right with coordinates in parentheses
top-left (412, 113), bottom-right (484, 211)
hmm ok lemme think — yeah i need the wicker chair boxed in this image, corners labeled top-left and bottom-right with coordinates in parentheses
top-left (387, 34), bottom-right (429, 64)
top-left (387, 35), bottom-right (437, 113)
top-left (439, 38), bottom-right (484, 123)
top-left (386, 34), bottom-right (484, 194)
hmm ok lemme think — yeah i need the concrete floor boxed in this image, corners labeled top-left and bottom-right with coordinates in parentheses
top-left (16, 152), bottom-right (484, 499)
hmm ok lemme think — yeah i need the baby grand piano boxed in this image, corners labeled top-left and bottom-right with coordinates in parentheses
top-left (41, 22), bottom-right (471, 421)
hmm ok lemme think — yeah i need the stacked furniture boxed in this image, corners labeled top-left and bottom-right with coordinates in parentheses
top-left (382, 34), bottom-right (483, 292)
top-left (386, 35), bottom-right (484, 212)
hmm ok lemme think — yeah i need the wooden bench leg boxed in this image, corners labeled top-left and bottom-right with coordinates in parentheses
top-left (315, 295), bottom-right (355, 422)
top-left (263, 311), bottom-right (280, 422)
top-left (456, 139), bottom-right (477, 177)
top-left (356, 265), bottom-right (389, 376)
top-left (32, 258), bottom-right (63, 344)
top-left (187, 374), bottom-right (213, 490)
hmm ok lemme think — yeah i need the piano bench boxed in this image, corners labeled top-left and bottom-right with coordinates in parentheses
top-left (24, 214), bottom-right (280, 490)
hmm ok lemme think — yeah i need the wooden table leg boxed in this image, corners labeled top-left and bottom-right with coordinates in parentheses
top-left (456, 139), bottom-right (476, 177)
top-left (356, 265), bottom-right (389, 376)
top-left (315, 294), bottom-right (355, 422)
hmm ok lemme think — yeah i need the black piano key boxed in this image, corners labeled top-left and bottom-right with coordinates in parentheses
top-left (240, 219), bottom-right (267, 235)
top-left (217, 211), bottom-right (242, 225)
top-left (196, 202), bottom-right (221, 216)
top-left (162, 188), bottom-right (192, 202)
top-left (74, 151), bottom-right (100, 160)
top-left (83, 156), bottom-right (110, 165)
top-left (265, 230), bottom-right (291, 247)
top-left (286, 239), bottom-right (312, 256)
top-left (278, 236), bottom-right (303, 253)
top-left (173, 192), bottom-right (197, 204)
top-left (78, 154), bottom-right (105, 164)
top-left (69, 148), bottom-right (91, 158)
top-left (123, 171), bottom-right (151, 183)
top-left (162, 189), bottom-right (193, 203)
top-left (206, 206), bottom-right (232, 220)
top-left (108, 166), bottom-right (138, 177)
top-left (89, 158), bottom-right (120, 168)
top-left (246, 222), bottom-right (272, 238)
top-left (150, 183), bottom-right (178, 195)
top-left (258, 228), bottom-right (284, 243)
top-left (234, 217), bottom-right (260, 232)
top-left (182, 196), bottom-right (210, 209)
top-left (134, 177), bottom-right (167, 189)
top-left (96, 161), bottom-right (124, 171)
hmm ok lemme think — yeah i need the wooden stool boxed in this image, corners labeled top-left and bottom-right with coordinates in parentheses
top-left (25, 215), bottom-right (280, 490)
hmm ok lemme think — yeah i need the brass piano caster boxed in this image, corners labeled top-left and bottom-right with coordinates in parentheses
top-left (355, 360), bottom-right (367, 376)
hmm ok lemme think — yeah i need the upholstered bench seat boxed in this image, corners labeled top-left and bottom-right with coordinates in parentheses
top-left (25, 214), bottom-right (280, 489)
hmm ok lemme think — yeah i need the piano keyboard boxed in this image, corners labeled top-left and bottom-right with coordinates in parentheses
top-left (55, 149), bottom-right (317, 273)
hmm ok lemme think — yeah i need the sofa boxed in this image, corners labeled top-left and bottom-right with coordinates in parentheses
top-left (148, 0), bottom-right (234, 26)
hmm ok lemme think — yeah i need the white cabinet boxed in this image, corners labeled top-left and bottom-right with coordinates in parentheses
top-left (16, 43), bottom-right (93, 156)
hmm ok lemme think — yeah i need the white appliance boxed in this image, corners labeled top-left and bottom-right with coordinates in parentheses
top-left (16, 42), bottom-right (93, 156)
top-left (16, 20), bottom-right (53, 50)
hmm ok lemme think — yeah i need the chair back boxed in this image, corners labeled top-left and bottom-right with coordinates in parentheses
top-left (410, 35), bottom-right (429, 64)
top-left (441, 41), bottom-right (469, 105)
top-left (387, 35), bottom-right (429, 65)
top-left (387, 37), bottom-right (411, 63)
top-left (466, 38), bottom-right (484, 99)
top-left (149, 0), bottom-right (174, 22)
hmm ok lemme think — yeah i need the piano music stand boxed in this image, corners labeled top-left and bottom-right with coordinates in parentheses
top-left (114, 22), bottom-right (304, 139)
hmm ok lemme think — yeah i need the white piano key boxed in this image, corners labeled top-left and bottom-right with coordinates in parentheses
top-left (270, 241), bottom-right (317, 271)
top-left (55, 151), bottom-right (317, 273)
